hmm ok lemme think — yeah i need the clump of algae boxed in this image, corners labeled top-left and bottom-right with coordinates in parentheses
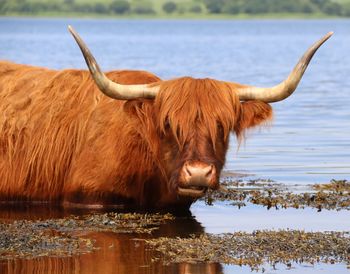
top-left (0, 212), bottom-right (174, 259)
top-left (204, 179), bottom-right (350, 211)
top-left (147, 230), bottom-right (350, 271)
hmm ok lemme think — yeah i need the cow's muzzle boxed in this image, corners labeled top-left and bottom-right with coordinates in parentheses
top-left (177, 161), bottom-right (218, 198)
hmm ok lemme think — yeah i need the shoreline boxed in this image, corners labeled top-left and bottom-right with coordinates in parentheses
top-left (1, 13), bottom-right (350, 20)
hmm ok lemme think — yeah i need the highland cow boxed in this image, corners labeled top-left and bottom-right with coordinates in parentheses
top-left (0, 27), bottom-right (332, 209)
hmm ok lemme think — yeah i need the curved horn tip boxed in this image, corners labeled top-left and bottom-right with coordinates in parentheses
top-left (323, 31), bottom-right (334, 41)
top-left (68, 25), bottom-right (78, 36)
top-left (326, 31), bottom-right (334, 37)
top-left (235, 31), bottom-right (334, 103)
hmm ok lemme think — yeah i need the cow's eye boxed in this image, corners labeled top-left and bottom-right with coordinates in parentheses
top-left (217, 123), bottom-right (224, 135)
top-left (164, 119), bottom-right (170, 130)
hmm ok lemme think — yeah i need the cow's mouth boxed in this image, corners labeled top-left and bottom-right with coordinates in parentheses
top-left (177, 186), bottom-right (207, 198)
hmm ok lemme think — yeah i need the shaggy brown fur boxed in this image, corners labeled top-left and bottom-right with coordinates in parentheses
top-left (0, 61), bottom-right (272, 209)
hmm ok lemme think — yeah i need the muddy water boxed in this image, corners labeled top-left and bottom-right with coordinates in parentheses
top-left (0, 19), bottom-right (349, 273)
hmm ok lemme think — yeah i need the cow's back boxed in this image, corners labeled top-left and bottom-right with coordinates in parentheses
top-left (0, 61), bottom-right (160, 202)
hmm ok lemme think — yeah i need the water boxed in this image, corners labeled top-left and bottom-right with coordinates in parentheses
top-left (0, 18), bottom-right (349, 273)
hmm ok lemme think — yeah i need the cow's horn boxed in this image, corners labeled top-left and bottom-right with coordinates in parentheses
top-left (235, 32), bottom-right (333, 103)
top-left (68, 25), bottom-right (159, 100)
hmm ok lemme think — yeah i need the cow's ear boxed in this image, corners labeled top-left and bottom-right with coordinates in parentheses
top-left (236, 101), bottom-right (273, 133)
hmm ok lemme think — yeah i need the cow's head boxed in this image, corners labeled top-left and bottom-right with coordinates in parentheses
top-left (151, 77), bottom-right (273, 198)
top-left (69, 26), bottom-right (332, 200)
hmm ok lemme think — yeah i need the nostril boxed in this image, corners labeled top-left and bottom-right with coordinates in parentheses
top-left (205, 164), bottom-right (214, 178)
top-left (185, 164), bottom-right (192, 176)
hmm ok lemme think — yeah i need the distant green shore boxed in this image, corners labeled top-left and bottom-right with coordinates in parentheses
top-left (0, 12), bottom-right (348, 20)
top-left (1, 0), bottom-right (350, 20)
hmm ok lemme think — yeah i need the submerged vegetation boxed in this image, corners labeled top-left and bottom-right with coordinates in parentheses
top-left (0, 0), bottom-right (350, 17)
top-left (0, 220), bottom-right (92, 258)
top-left (204, 179), bottom-right (350, 211)
top-left (147, 230), bottom-right (350, 270)
top-left (0, 212), bottom-right (173, 258)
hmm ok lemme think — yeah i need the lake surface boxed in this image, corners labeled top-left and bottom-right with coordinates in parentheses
top-left (0, 18), bottom-right (349, 274)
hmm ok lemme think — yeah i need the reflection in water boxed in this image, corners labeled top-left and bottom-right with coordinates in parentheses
top-left (0, 205), bottom-right (223, 274)
top-left (178, 263), bottom-right (223, 274)
top-left (3, 257), bottom-right (223, 274)
top-left (0, 204), bottom-right (82, 221)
